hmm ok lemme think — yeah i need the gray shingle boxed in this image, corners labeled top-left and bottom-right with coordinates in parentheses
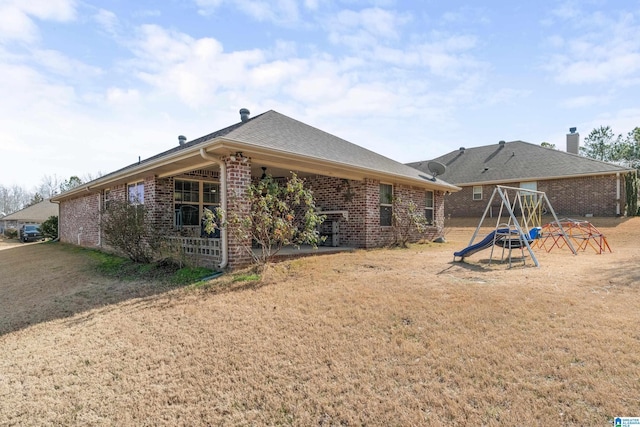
top-left (408, 141), bottom-right (632, 185)
top-left (225, 111), bottom-right (452, 185)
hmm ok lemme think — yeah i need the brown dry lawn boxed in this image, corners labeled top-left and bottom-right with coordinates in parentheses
top-left (1, 217), bottom-right (639, 426)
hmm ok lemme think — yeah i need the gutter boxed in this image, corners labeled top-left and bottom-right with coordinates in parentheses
top-left (50, 199), bottom-right (61, 241)
top-left (199, 148), bottom-right (228, 269)
top-left (456, 169), bottom-right (635, 187)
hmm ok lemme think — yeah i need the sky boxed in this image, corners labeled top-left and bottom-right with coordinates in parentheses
top-left (1, 0), bottom-right (639, 191)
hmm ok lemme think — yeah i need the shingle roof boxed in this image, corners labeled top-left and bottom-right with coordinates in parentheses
top-left (2, 200), bottom-right (58, 222)
top-left (408, 140), bottom-right (632, 185)
top-left (222, 110), bottom-right (455, 186)
top-left (74, 110), bottom-right (459, 192)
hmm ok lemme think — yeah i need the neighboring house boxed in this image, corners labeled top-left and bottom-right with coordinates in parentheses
top-left (0, 199), bottom-right (58, 235)
top-left (408, 134), bottom-right (634, 219)
top-left (51, 109), bottom-right (460, 269)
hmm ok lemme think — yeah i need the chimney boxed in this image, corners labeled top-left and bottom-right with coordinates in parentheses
top-left (178, 135), bottom-right (187, 146)
top-left (566, 127), bottom-right (579, 154)
top-left (239, 108), bottom-right (250, 122)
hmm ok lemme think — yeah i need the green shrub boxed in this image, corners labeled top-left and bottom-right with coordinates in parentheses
top-left (40, 215), bottom-right (58, 239)
top-left (222, 173), bottom-right (325, 265)
top-left (101, 200), bottom-right (160, 263)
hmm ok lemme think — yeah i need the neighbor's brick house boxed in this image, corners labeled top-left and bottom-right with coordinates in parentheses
top-left (53, 110), bottom-right (459, 269)
top-left (408, 137), bottom-right (634, 219)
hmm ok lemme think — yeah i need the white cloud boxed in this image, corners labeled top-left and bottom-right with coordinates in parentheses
top-left (327, 7), bottom-right (411, 49)
top-left (31, 49), bottom-right (103, 78)
top-left (238, 0), bottom-right (300, 24)
top-left (484, 88), bottom-right (533, 106)
top-left (559, 95), bottom-right (605, 109)
top-left (195, 0), bottom-right (225, 16)
top-left (196, 0), bottom-right (301, 24)
top-left (0, 0), bottom-right (77, 43)
top-left (543, 7), bottom-right (640, 86)
top-left (304, 0), bottom-right (319, 11)
top-left (106, 87), bottom-right (141, 104)
top-left (129, 25), bottom-right (266, 107)
top-left (94, 9), bottom-right (119, 36)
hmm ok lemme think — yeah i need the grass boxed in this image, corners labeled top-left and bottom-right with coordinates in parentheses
top-left (0, 217), bottom-right (639, 425)
top-left (85, 248), bottom-right (215, 284)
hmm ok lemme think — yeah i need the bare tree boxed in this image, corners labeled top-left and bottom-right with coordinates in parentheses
top-left (37, 174), bottom-right (61, 198)
top-left (0, 185), bottom-right (31, 215)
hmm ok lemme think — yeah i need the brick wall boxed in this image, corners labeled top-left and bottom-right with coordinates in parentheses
top-left (224, 155), bottom-right (252, 269)
top-left (444, 175), bottom-right (625, 218)
top-left (309, 177), bottom-right (445, 247)
top-left (146, 177), bottom-right (174, 234)
top-left (59, 165), bottom-right (448, 268)
top-left (59, 192), bottom-right (101, 247)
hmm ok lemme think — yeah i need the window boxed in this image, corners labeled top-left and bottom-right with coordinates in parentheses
top-left (128, 182), bottom-right (144, 204)
top-left (379, 184), bottom-right (393, 227)
top-left (174, 179), bottom-right (220, 227)
top-left (473, 185), bottom-right (483, 200)
top-left (520, 181), bottom-right (538, 205)
top-left (425, 191), bottom-right (434, 225)
top-left (203, 182), bottom-right (220, 205)
top-left (103, 189), bottom-right (111, 210)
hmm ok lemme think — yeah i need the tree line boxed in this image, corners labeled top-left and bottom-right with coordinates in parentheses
top-left (580, 126), bottom-right (640, 170)
top-left (0, 174), bottom-right (100, 217)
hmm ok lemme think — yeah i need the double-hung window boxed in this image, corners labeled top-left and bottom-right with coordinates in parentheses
top-left (103, 189), bottom-right (112, 210)
top-left (128, 182), bottom-right (144, 204)
top-left (472, 185), bottom-right (483, 201)
top-left (379, 184), bottom-right (393, 227)
top-left (520, 181), bottom-right (538, 206)
top-left (425, 190), bottom-right (434, 225)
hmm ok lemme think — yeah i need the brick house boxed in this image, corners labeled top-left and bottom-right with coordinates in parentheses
top-left (408, 136), bottom-right (634, 219)
top-left (52, 109), bottom-right (460, 269)
top-left (0, 199), bottom-right (58, 235)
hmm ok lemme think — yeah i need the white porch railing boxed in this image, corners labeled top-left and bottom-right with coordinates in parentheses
top-left (166, 236), bottom-right (222, 267)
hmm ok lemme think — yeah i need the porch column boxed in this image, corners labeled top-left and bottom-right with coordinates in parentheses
top-left (434, 190), bottom-right (445, 237)
top-left (224, 154), bottom-right (252, 269)
top-left (363, 178), bottom-right (380, 248)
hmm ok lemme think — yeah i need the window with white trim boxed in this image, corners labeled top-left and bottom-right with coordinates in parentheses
top-left (472, 185), bottom-right (483, 200)
top-left (128, 182), bottom-right (144, 204)
top-left (174, 179), bottom-right (220, 227)
top-left (425, 190), bottom-right (434, 225)
top-left (103, 189), bottom-right (112, 210)
top-left (519, 181), bottom-right (538, 205)
top-left (379, 184), bottom-right (393, 226)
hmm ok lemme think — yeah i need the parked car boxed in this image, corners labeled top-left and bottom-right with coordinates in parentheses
top-left (20, 224), bottom-right (44, 242)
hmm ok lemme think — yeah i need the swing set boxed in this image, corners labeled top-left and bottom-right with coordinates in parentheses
top-left (454, 185), bottom-right (577, 267)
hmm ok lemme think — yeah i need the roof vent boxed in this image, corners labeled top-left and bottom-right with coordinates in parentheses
top-left (569, 127), bottom-right (577, 134)
top-left (240, 108), bottom-right (250, 122)
top-left (459, 147), bottom-right (465, 152)
top-left (178, 135), bottom-right (187, 146)
top-left (499, 140), bottom-right (505, 145)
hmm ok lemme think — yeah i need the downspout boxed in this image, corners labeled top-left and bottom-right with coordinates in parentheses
top-left (51, 200), bottom-right (61, 241)
top-left (98, 190), bottom-right (102, 247)
top-left (199, 148), bottom-right (228, 269)
top-left (616, 172), bottom-right (621, 216)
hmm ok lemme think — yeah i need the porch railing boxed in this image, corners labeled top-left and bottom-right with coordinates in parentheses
top-left (165, 236), bottom-right (222, 267)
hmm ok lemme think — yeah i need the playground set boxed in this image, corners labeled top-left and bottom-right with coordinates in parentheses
top-left (453, 185), bottom-right (613, 267)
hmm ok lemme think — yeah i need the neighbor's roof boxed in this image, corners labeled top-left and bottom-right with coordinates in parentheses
top-left (408, 141), bottom-right (633, 186)
top-left (1, 199), bottom-right (58, 222)
top-left (53, 110), bottom-right (460, 201)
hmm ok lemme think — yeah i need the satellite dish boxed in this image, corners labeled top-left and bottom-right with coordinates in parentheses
top-left (427, 161), bottom-right (446, 181)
